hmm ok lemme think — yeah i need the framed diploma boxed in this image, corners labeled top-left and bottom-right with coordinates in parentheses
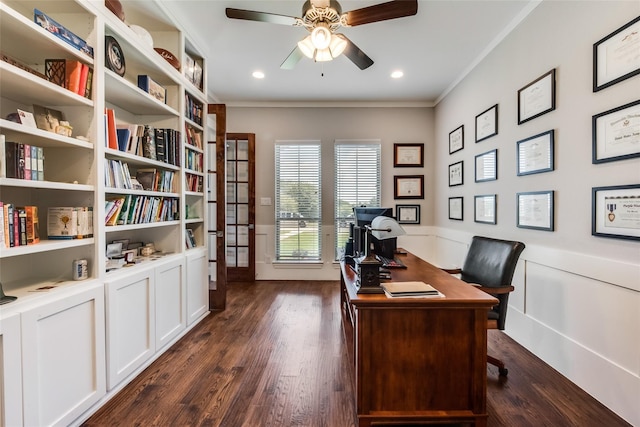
top-left (593, 16), bottom-right (640, 92)
top-left (448, 197), bottom-right (463, 221)
top-left (394, 175), bottom-right (424, 199)
top-left (475, 149), bottom-right (497, 182)
top-left (518, 69), bottom-right (556, 125)
top-left (393, 143), bottom-right (424, 167)
top-left (449, 125), bottom-right (464, 154)
top-left (448, 161), bottom-right (463, 187)
top-left (592, 184), bottom-right (640, 241)
top-left (517, 130), bottom-right (554, 176)
top-left (396, 204), bottom-right (420, 224)
top-left (475, 104), bottom-right (498, 143)
top-left (517, 191), bottom-right (554, 231)
top-left (474, 194), bottom-right (496, 224)
top-left (592, 99), bottom-right (640, 164)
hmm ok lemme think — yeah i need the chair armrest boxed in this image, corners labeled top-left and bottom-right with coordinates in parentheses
top-left (474, 285), bottom-right (514, 295)
top-left (442, 268), bottom-right (462, 274)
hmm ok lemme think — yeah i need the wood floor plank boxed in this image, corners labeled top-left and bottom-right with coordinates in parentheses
top-left (83, 281), bottom-right (631, 427)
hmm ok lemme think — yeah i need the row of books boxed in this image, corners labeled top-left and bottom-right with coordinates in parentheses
top-left (185, 94), bottom-right (203, 126)
top-left (105, 195), bottom-right (179, 226)
top-left (0, 203), bottom-right (39, 248)
top-left (48, 207), bottom-right (93, 239)
top-left (185, 173), bottom-right (203, 193)
top-left (104, 158), bottom-right (133, 189)
top-left (184, 149), bottom-right (203, 172)
top-left (136, 168), bottom-right (176, 192)
top-left (185, 228), bottom-right (197, 248)
top-left (105, 109), bottom-right (181, 166)
top-left (44, 59), bottom-right (93, 99)
top-left (1, 136), bottom-right (45, 180)
top-left (184, 123), bottom-right (203, 149)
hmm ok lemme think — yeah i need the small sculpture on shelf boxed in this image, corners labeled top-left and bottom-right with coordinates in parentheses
top-left (0, 281), bottom-right (17, 305)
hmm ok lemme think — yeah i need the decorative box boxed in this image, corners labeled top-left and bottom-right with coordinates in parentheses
top-left (138, 75), bottom-right (166, 104)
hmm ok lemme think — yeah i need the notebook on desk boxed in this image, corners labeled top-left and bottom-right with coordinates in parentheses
top-left (381, 281), bottom-right (444, 298)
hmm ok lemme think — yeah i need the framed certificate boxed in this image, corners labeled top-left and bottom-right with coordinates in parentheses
top-left (448, 197), bottom-right (463, 221)
top-left (592, 99), bottom-right (640, 164)
top-left (517, 191), bottom-right (554, 231)
top-left (396, 204), bottom-right (420, 224)
top-left (593, 16), bottom-right (640, 92)
top-left (448, 161), bottom-right (463, 187)
top-left (474, 194), bottom-right (496, 224)
top-left (475, 149), bottom-right (497, 182)
top-left (517, 130), bottom-right (554, 176)
top-left (393, 143), bottom-right (424, 167)
top-left (518, 69), bottom-right (556, 124)
top-left (449, 125), bottom-right (464, 154)
top-left (475, 104), bottom-right (498, 143)
top-left (592, 184), bottom-right (640, 241)
top-left (394, 175), bottom-right (424, 199)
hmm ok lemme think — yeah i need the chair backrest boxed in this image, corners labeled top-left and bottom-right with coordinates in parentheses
top-left (460, 236), bottom-right (525, 330)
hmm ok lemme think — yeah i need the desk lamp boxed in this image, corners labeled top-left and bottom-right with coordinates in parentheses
top-left (354, 216), bottom-right (406, 293)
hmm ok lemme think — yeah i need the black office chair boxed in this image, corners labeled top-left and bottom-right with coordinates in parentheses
top-left (443, 236), bottom-right (525, 376)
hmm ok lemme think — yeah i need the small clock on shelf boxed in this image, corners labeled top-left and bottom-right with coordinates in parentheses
top-left (105, 36), bottom-right (125, 76)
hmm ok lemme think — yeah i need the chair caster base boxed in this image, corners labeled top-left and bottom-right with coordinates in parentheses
top-left (498, 367), bottom-right (508, 377)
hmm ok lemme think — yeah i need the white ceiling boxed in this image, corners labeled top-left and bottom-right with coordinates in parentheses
top-left (156, 0), bottom-right (537, 105)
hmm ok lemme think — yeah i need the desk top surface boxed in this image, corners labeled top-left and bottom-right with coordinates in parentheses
top-left (341, 250), bottom-right (498, 308)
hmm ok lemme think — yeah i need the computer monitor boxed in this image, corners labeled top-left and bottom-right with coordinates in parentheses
top-left (352, 207), bottom-right (396, 258)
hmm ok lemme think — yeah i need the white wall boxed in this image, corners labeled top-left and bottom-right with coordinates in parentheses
top-left (433, 2), bottom-right (640, 425)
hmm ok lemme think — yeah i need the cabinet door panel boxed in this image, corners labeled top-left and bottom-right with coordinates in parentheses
top-left (155, 258), bottom-right (186, 350)
top-left (187, 249), bottom-right (208, 325)
top-left (0, 312), bottom-right (23, 427)
top-left (22, 283), bottom-right (106, 427)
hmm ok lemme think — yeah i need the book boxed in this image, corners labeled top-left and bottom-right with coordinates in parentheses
top-left (116, 128), bottom-right (130, 152)
top-left (37, 146), bottom-right (44, 180)
top-left (17, 208), bottom-right (27, 246)
top-left (381, 281), bottom-right (443, 298)
top-left (105, 108), bottom-right (118, 150)
top-left (25, 206), bottom-right (40, 244)
top-left (5, 204), bottom-right (14, 247)
top-left (84, 66), bottom-right (93, 99)
top-left (105, 197), bottom-right (124, 226)
top-left (47, 207), bottom-right (78, 239)
top-left (65, 60), bottom-right (83, 94)
top-left (3, 140), bottom-right (18, 178)
top-left (24, 143), bottom-right (31, 180)
top-left (78, 63), bottom-right (89, 96)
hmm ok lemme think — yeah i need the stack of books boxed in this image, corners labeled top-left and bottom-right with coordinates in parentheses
top-left (381, 281), bottom-right (444, 298)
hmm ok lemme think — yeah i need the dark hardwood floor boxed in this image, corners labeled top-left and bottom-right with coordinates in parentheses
top-left (83, 281), bottom-right (630, 427)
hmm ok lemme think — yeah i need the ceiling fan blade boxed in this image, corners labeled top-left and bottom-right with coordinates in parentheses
top-left (225, 8), bottom-right (299, 26)
top-left (341, 36), bottom-right (374, 70)
top-left (281, 46), bottom-right (305, 70)
top-left (344, 0), bottom-right (418, 27)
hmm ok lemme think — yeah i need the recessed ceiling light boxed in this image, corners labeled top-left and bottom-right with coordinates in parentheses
top-left (391, 70), bottom-right (404, 79)
top-left (252, 71), bottom-right (265, 79)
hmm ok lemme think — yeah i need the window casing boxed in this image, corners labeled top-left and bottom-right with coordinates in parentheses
top-left (334, 140), bottom-right (381, 258)
top-left (275, 142), bottom-right (322, 261)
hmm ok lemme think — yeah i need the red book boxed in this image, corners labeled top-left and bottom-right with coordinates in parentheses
top-left (105, 108), bottom-right (118, 150)
top-left (78, 63), bottom-right (89, 96)
top-left (65, 60), bottom-right (83, 94)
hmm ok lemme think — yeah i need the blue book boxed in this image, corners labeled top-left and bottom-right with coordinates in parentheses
top-left (116, 128), bottom-right (130, 152)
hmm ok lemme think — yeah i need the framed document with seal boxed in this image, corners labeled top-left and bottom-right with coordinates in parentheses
top-left (474, 194), bottom-right (496, 224)
top-left (393, 143), bottom-right (424, 167)
top-left (517, 191), bottom-right (554, 231)
top-left (593, 16), bottom-right (640, 92)
top-left (592, 99), bottom-right (640, 164)
top-left (518, 69), bottom-right (556, 125)
top-left (592, 184), bottom-right (640, 241)
top-left (396, 204), bottom-right (420, 224)
top-left (475, 104), bottom-right (498, 143)
top-left (394, 175), bottom-right (424, 199)
top-left (517, 130), bottom-right (554, 176)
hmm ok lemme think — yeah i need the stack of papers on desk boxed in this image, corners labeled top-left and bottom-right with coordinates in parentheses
top-left (381, 281), bottom-right (444, 298)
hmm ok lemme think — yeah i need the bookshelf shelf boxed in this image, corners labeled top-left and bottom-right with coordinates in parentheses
top-left (0, 119), bottom-right (94, 149)
top-left (105, 220), bottom-right (181, 233)
top-left (0, 238), bottom-right (95, 259)
top-left (104, 70), bottom-right (179, 116)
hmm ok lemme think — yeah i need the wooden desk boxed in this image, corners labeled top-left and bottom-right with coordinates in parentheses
top-left (340, 251), bottom-right (498, 427)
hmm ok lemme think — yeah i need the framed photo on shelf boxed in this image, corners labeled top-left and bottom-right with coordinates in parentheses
top-left (475, 149), bottom-right (497, 182)
top-left (474, 194), bottom-right (496, 224)
top-left (517, 130), bottom-right (554, 176)
top-left (593, 16), bottom-right (640, 92)
top-left (448, 197), bottom-right (463, 221)
top-left (475, 104), bottom-right (498, 143)
top-left (396, 204), bottom-right (420, 224)
top-left (449, 125), bottom-right (464, 154)
top-left (448, 161), bottom-right (463, 186)
top-left (33, 104), bottom-right (64, 133)
top-left (592, 184), bottom-right (640, 241)
top-left (518, 69), bottom-right (556, 124)
top-left (592, 99), bottom-right (640, 164)
top-left (517, 191), bottom-right (554, 231)
top-left (394, 175), bottom-right (424, 199)
top-left (393, 143), bottom-right (424, 167)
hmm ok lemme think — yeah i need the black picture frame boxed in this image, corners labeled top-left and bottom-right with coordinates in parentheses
top-left (475, 104), bottom-right (498, 143)
top-left (394, 175), bottom-right (424, 199)
top-left (448, 161), bottom-right (463, 187)
top-left (517, 191), bottom-right (555, 231)
top-left (448, 197), bottom-right (463, 221)
top-left (592, 99), bottom-right (640, 164)
top-left (475, 149), bottom-right (497, 182)
top-left (593, 16), bottom-right (640, 92)
top-left (592, 184), bottom-right (640, 241)
top-left (517, 130), bottom-right (555, 176)
top-left (393, 143), bottom-right (424, 167)
top-left (449, 125), bottom-right (464, 154)
top-left (518, 69), bottom-right (556, 125)
top-left (396, 204), bottom-right (421, 224)
top-left (474, 194), bottom-right (497, 224)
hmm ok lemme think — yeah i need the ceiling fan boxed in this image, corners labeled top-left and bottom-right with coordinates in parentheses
top-left (225, 0), bottom-right (418, 70)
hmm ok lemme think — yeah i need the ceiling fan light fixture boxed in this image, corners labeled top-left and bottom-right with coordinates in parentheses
top-left (314, 48), bottom-right (333, 62)
top-left (310, 24), bottom-right (331, 50)
top-left (329, 33), bottom-right (347, 58)
top-left (298, 35), bottom-right (315, 58)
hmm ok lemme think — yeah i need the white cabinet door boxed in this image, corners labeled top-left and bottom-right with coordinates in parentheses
top-left (21, 282), bottom-right (106, 427)
top-left (105, 268), bottom-right (155, 390)
top-left (186, 248), bottom-right (209, 325)
top-left (0, 312), bottom-right (22, 427)
top-left (154, 257), bottom-right (186, 350)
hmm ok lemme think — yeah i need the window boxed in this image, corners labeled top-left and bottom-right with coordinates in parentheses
top-left (334, 140), bottom-right (381, 258)
top-left (275, 142), bottom-right (322, 261)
